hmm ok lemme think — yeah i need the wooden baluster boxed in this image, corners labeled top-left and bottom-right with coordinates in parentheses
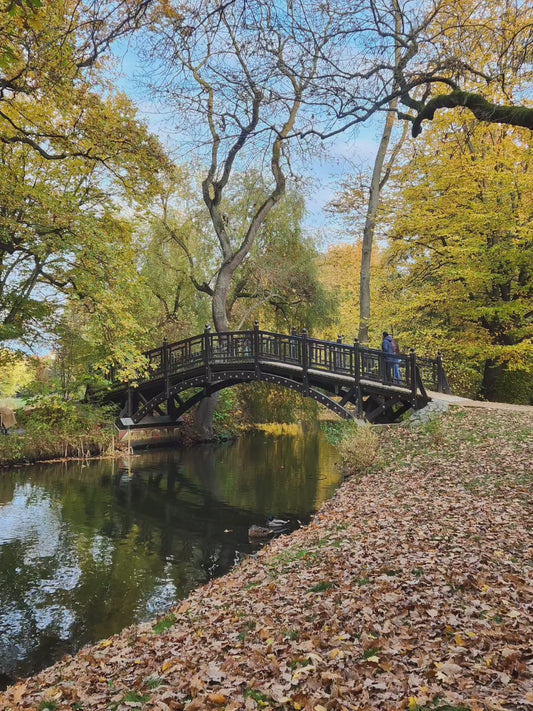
top-left (162, 337), bottom-right (170, 398)
top-left (336, 334), bottom-right (342, 371)
top-left (410, 348), bottom-right (417, 404)
top-left (302, 328), bottom-right (309, 393)
top-left (254, 321), bottom-right (260, 377)
top-left (204, 324), bottom-right (211, 383)
top-left (291, 326), bottom-right (297, 361)
top-left (378, 346), bottom-right (384, 382)
top-left (354, 338), bottom-right (363, 418)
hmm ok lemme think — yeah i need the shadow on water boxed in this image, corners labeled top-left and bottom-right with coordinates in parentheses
top-left (0, 429), bottom-right (342, 687)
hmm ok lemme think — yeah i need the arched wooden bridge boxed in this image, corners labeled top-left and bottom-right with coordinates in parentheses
top-left (101, 324), bottom-right (451, 428)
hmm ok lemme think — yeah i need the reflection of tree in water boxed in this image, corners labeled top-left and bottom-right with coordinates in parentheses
top-left (0, 431), bottom-right (341, 687)
top-left (0, 485), bottom-right (83, 683)
top-left (112, 450), bottom-right (255, 580)
top-left (185, 431), bottom-right (334, 518)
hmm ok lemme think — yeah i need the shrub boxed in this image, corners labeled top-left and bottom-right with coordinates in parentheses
top-left (445, 361), bottom-right (483, 399)
top-left (0, 398), bottom-right (115, 465)
top-left (321, 421), bottom-right (348, 445)
top-left (336, 421), bottom-right (382, 478)
top-left (212, 388), bottom-right (243, 438)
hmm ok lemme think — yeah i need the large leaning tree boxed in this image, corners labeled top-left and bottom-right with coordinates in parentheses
top-left (139, 0), bottom-right (336, 435)
top-left (143, 0), bottom-right (333, 334)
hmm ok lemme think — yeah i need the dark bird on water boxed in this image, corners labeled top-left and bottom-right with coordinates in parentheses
top-left (248, 525), bottom-right (273, 539)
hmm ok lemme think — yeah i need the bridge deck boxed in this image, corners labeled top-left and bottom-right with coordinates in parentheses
top-left (271, 361), bottom-right (412, 394)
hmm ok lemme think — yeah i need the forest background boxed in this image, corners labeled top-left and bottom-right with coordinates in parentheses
top-left (0, 0), bottom-right (532, 450)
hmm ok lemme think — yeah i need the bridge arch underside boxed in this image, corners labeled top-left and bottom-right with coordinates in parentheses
top-left (114, 363), bottom-right (422, 428)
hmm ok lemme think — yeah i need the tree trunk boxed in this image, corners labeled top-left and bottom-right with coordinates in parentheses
top-left (481, 358), bottom-right (505, 402)
top-left (358, 108), bottom-right (396, 344)
top-left (358, 1), bottom-right (402, 345)
top-left (193, 268), bottom-right (233, 439)
top-left (212, 266), bottom-right (232, 332)
top-left (194, 394), bottom-right (219, 440)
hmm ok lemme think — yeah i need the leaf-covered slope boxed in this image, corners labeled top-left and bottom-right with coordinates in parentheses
top-left (2, 408), bottom-right (531, 711)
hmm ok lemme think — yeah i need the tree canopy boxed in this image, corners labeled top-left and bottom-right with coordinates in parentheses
top-left (1, 0), bottom-right (533, 408)
top-left (0, 0), bottom-right (169, 360)
top-left (382, 114), bottom-right (533, 399)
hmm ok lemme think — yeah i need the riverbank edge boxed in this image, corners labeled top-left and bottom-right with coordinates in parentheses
top-left (0, 414), bottom-right (237, 469)
top-left (0, 415), bottom-right (315, 469)
top-left (1, 404), bottom-right (531, 711)
top-left (0, 429), bottom-right (239, 469)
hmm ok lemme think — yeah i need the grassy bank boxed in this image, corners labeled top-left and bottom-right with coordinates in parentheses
top-left (1, 405), bottom-right (531, 711)
top-left (0, 400), bottom-right (116, 466)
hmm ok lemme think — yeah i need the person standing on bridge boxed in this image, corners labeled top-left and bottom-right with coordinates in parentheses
top-left (391, 335), bottom-right (402, 383)
top-left (382, 331), bottom-right (395, 383)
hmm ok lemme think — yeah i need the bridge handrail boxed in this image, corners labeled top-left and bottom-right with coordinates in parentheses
top-left (109, 325), bottom-right (451, 396)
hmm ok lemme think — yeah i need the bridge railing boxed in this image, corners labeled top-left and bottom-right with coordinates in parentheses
top-left (417, 354), bottom-right (451, 394)
top-left (115, 325), bottom-right (450, 395)
top-left (169, 335), bottom-right (206, 372)
top-left (210, 331), bottom-right (255, 364)
top-left (258, 330), bottom-right (306, 367)
top-left (258, 330), bottom-right (418, 389)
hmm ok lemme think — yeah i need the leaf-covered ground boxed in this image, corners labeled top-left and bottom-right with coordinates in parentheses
top-left (1, 407), bottom-right (531, 711)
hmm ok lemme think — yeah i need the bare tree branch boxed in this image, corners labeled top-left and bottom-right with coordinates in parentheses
top-left (412, 90), bottom-right (533, 137)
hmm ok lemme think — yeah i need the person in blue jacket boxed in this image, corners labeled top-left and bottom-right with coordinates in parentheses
top-left (382, 331), bottom-right (396, 382)
top-left (382, 331), bottom-right (402, 383)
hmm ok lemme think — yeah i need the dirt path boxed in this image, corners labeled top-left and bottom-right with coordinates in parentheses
top-left (1, 406), bottom-right (531, 711)
top-left (428, 391), bottom-right (533, 412)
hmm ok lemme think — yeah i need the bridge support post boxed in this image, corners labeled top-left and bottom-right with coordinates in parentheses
top-left (253, 321), bottom-right (261, 379)
top-left (410, 348), bottom-right (417, 406)
top-left (204, 325), bottom-right (211, 384)
top-left (126, 382), bottom-right (133, 417)
top-left (354, 338), bottom-right (363, 418)
top-left (163, 337), bottom-right (170, 398)
top-left (302, 328), bottom-right (309, 394)
top-left (335, 334), bottom-right (343, 370)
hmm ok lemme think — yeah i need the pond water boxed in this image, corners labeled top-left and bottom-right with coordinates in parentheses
top-left (0, 429), bottom-right (342, 687)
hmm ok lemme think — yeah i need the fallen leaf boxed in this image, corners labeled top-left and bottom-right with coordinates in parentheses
top-left (207, 693), bottom-right (226, 705)
top-left (11, 684), bottom-right (27, 705)
top-left (206, 662), bottom-right (224, 682)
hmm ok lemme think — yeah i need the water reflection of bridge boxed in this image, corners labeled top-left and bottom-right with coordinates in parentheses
top-left (100, 324), bottom-right (450, 427)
